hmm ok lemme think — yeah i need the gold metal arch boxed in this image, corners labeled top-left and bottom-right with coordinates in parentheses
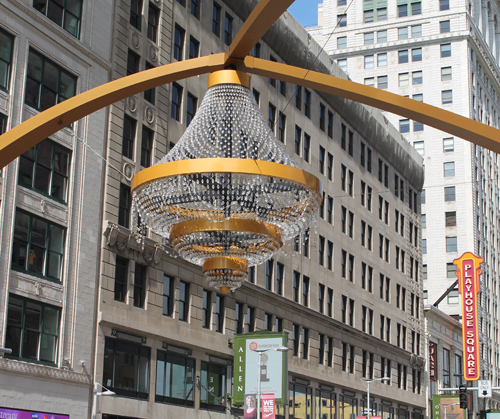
top-left (0, 0), bottom-right (499, 169)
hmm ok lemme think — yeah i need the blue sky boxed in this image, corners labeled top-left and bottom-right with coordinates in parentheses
top-left (288, 0), bottom-right (322, 27)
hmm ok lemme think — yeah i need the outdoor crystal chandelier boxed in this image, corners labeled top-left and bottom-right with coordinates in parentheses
top-left (131, 70), bottom-right (322, 293)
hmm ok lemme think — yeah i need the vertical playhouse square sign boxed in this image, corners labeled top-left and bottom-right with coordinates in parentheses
top-left (232, 331), bottom-right (288, 406)
top-left (454, 252), bottom-right (483, 381)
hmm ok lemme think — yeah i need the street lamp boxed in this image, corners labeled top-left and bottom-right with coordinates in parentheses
top-left (250, 346), bottom-right (289, 419)
top-left (92, 382), bottom-right (116, 419)
top-left (360, 377), bottom-right (390, 419)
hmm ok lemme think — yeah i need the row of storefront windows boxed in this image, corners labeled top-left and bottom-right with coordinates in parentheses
top-left (101, 338), bottom-right (423, 419)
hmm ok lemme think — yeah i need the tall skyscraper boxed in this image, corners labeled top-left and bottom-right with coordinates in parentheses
top-left (309, 0), bottom-right (500, 405)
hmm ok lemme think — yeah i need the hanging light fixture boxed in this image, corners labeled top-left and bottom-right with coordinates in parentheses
top-left (131, 70), bottom-right (322, 293)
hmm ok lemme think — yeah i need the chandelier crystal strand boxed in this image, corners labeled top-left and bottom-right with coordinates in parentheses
top-left (131, 70), bottom-right (322, 293)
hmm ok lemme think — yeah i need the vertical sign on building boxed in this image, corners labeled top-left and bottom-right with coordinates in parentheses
top-left (429, 341), bottom-right (437, 381)
top-left (454, 252), bottom-right (483, 381)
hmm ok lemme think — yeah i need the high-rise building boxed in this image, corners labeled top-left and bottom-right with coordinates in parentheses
top-left (309, 0), bottom-right (500, 407)
top-left (0, 0), bottom-right (113, 418)
top-left (1, 1), bottom-right (427, 418)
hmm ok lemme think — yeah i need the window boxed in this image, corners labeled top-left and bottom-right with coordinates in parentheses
top-left (337, 36), bottom-right (347, 49)
top-left (399, 73), bottom-right (409, 87)
top-left (235, 302), bottom-right (243, 334)
top-left (364, 33), bottom-right (374, 45)
top-left (412, 2), bottom-right (422, 14)
top-left (295, 85), bottom-right (302, 110)
top-left (276, 262), bottom-right (284, 296)
top-left (293, 324), bottom-right (300, 356)
top-left (171, 82), bottom-right (182, 121)
top-left (412, 25), bottom-right (422, 37)
top-left (441, 66), bottom-right (452, 81)
top-left (378, 75), bottom-right (388, 89)
top-left (440, 0), bottom-right (450, 10)
top-left (398, 27), bottom-right (408, 40)
top-left (0, 29), bottom-right (14, 92)
top-left (378, 30), bottom-right (387, 42)
top-left (251, 43), bottom-right (261, 58)
top-left (443, 137), bottom-right (454, 152)
top-left (413, 93), bottom-right (423, 102)
top-left (200, 361), bottom-right (227, 411)
top-left (148, 4), bottom-right (160, 41)
top-left (412, 48), bottom-right (422, 61)
top-left (364, 55), bottom-right (374, 69)
top-left (348, 130), bottom-right (353, 156)
top-left (265, 259), bottom-right (273, 291)
top-left (18, 139), bottom-right (71, 202)
top-left (156, 350), bottom-right (195, 406)
top-left (103, 338), bottom-right (150, 399)
top-left (278, 112), bottom-right (286, 143)
top-left (224, 13), bottom-right (233, 45)
top-left (34, 0), bottom-right (83, 37)
top-left (302, 328), bottom-right (309, 359)
top-left (440, 20), bottom-right (450, 33)
top-left (412, 71), bottom-right (423, 84)
top-left (201, 289), bottom-right (212, 328)
top-left (134, 263), bottom-right (147, 308)
top-left (0, 113), bottom-right (6, 134)
top-left (140, 126), bottom-right (153, 167)
top-left (378, 53), bottom-right (387, 66)
top-left (338, 59), bottom-right (347, 72)
top-left (441, 44), bottom-right (451, 58)
top-left (364, 10), bottom-right (374, 23)
top-left (303, 133), bottom-right (311, 162)
top-left (319, 237), bottom-right (325, 266)
top-left (295, 126), bottom-right (302, 155)
top-left (414, 121), bottom-right (424, 131)
top-left (293, 271), bottom-right (300, 303)
top-left (117, 184), bottom-right (132, 228)
top-left (12, 209), bottom-right (65, 281)
top-left (6, 294), bottom-right (60, 363)
top-left (161, 274), bottom-right (175, 316)
top-left (319, 284), bottom-right (325, 314)
top-left (185, 93), bottom-right (198, 127)
top-left (189, 36), bottom-right (200, 59)
top-left (327, 241), bottom-right (333, 271)
top-left (442, 90), bottom-right (453, 104)
top-left (400, 119), bottom-right (410, 133)
top-left (122, 115), bottom-right (136, 159)
top-left (445, 211), bottom-right (456, 227)
top-left (446, 236), bottom-right (457, 252)
top-left (173, 25), bottom-right (185, 60)
top-left (191, 0), bottom-right (200, 18)
top-left (364, 78), bottom-right (374, 87)
top-left (327, 153), bottom-right (333, 180)
top-left (444, 161), bottom-right (455, 176)
top-left (348, 170), bottom-right (354, 196)
top-left (445, 186), bottom-right (456, 201)
top-left (398, 4), bottom-right (408, 17)
top-left (178, 280), bottom-right (190, 321)
top-left (398, 50), bottom-right (408, 64)
top-left (212, 2), bottom-right (221, 37)
top-left (377, 8), bottom-right (387, 20)
top-left (413, 141), bottom-right (424, 155)
top-left (129, 0), bottom-right (143, 30)
top-left (338, 14), bottom-right (347, 27)
top-left (25, 49), bottom-right (77, 112)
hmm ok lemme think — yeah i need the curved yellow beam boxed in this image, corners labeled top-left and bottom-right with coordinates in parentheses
top-left (240, 56), bottom-right (500, 154)
top-left (224, 0), bottom-right (294, 64)
top-left (0, 54), bottom-right (226, 169)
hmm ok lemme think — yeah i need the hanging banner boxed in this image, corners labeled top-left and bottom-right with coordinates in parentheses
top-left (454, 252), bottom-right (483, 381)
top-left (429, 341), bottom-right (437, 381)
top-left (432, 395), bottom-right (464, 419)
top-left (233, 331), bottom-right (288, 406)
top-left (262, 393), bottom-right (276, 419)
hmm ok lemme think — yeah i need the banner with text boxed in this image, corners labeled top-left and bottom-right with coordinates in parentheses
top-left (454, 252), bottom-right (483, 381)
top-left (233, 331), bottom-right (288, 406)
top-left (262, 393), bottom-right (276, 419)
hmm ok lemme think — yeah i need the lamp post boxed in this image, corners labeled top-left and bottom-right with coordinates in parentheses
top-left (250, 346), bottom-right (289, 419)
top-left (92, 382), bottom-right (116, 419)
top-left (360, 377), bottom-right (390, 419)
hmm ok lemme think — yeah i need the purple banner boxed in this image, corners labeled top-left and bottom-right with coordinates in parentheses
top-left (0, 408), bottom-right (69, 419)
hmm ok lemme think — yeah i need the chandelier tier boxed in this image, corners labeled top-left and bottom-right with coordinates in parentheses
top-left (131, 70), bottom-right (322, 293)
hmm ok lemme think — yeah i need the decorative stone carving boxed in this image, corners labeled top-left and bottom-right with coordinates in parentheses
top-left (149, 45), bottom-right (158, 62)
top-left (131, 31), bottom-right (140, 49)
top-left (128, 96), bottom-right (138, 112)
top-left (145, 106), bottom-right (155, 124)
